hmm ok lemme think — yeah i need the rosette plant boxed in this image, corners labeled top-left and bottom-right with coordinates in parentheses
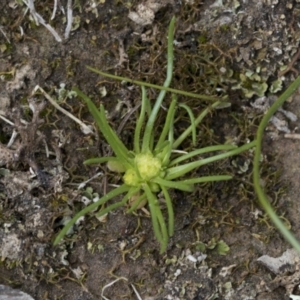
top-left (53, 17), bottom-right (255, 252)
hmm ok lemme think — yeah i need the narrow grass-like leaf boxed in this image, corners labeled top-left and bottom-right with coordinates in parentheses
top-left (144, 185), bottom-right (163, 246)
top-left (154, 140), bottom-right (170, 155)
top-left (96, 187), bottom-right (140, 218)
top-left (134, 86), bottom-right (148, 153)
top-left (98, 105), bottom-right (131, 164)
top-left (84, 157), bottom-right (118, 165)
top-left (142, 16), bottom-right (175, 152)
top-left (166, 126), bottom-right (174, 165)
top-left (182, 175), bottom-right (232, 184)
top-left (154, 141), bottom-right (172, 167)
top-left (169, 145), bottom-right (238, 166)
top-left (74, 88), bottom-right (131, 167)
top-left (166, 141), bottom-right (256, 180)
top-left (253, 74), bottom-right (300, 254)
top-left (165, 97), bottom-right (175, 165)
top-left (155, 96), bottom-right (177, 150)
top-left (144, 184), bottom-right (168, 253)
top-left (153, 177), bottom-right (194, 192)
top-left (160, 185), bottom-right (174, 237)
top-left (178, 103), bottom-right (196, 146)
top-left (162, 142), bottom-right (173, 167)
top-left (53, 184), bottom-right (130, 245)
top-left (173, 101), bottom-right (222, 149)
top-left (145, 95), bottom-right (152, 116)
top-left (126, 192), bottom-right (147, 214)
top-left (86, 66), bottom-right (223, 102)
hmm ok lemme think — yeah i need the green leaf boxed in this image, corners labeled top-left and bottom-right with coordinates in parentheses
top-left (161, 185), bottom-right (174, 237)
top-left (85, 66), bottom-right (222, 102)
top-left (84, 156), bottom-right (118, 165)
top-left (155, 96), bottom-right (177, 151)
top-left (173, 101), bottom-right (222, 149)
top-left (153, 177), bottom-right (194, 192)
top-left (107, 160), bottom-right (126, 173)
top-left (253, 74), bottom-right (300, 254)
top-left (74, 88), bottom-right (131, 167)
top-left (134, 86), bottom-right (148, 153)
top-left (142, 16), bottom-right (176, 152)
top-left (194, 242), bottom-right (206, 252)
top-left (96, 187), bottom-right (140, 218)
top-left (53, 184), bottom-right (130, 246)
top-left (182, 175), bottom-right (232, 184)
top-left (169, 144), bottom-right (238, 166)
top-left (144, 184), bottom-right (169, 253)
top-left (126, 192), bottom-right (147, 213)
top-left (166, 141), bottom-right (256, 180)
top-left (178, 103), bottom-right (196, 146)
top-left (217, 240), bottom-right (230, 255)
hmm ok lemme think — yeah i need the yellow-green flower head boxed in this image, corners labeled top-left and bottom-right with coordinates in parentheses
top-left (123, 153), bottom-right (162, 187)
top-left (123, 169), bottom-right (139, 187)
top-left (135, 152), bottom-right (162, 181)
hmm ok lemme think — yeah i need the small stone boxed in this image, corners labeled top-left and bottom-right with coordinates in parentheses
top-left (1, 233), bottom-right (22, 260)
top-left (0, 285), bottom-right (35, 300)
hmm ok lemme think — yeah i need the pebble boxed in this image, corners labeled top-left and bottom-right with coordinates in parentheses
top-left (0, 285), bottom-right (34, 300)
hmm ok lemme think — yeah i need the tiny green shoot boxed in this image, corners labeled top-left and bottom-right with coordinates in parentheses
top-left (53, 17), bottom-right (253, 252)
top-left (53, 16), bottom-right (300, 254)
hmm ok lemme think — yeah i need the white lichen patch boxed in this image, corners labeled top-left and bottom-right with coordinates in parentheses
top-left (0, 285), bottom-right (34, 300)
top-left (249, 96), bottom-right (298, 135)
top-left (0, 233), bottom-right (22, 260)
top-left (219, 264), bottom-right (237, 277)
top-left (0, 92), bottom-right (10, 116)
top-left (163, 249), bottom-right (216, 299)
top-left (258, 248), bottom-right (299, 274)
top-left (128, 0), bottom-right (174, 26)
top-left (257, 249), bottom-right (300, 296)
top-left (6, 64), bottom-right (36, 92)
top-left (2, 170), bottom-right (40, 198)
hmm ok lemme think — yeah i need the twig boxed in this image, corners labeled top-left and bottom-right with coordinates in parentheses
top-left (278, 47), bottom-right (300, 77)
top-left (33, 85), bottom-right (94, 135)
top-left (64, 0), bottom-right (73, 39)
top-left (284, 133), bottom-right (300, 140)
top-left (131, 284), bottom-right (142, 300)
top-left (7, 130), bottom-right (18, 148)
top-left (0, 114), bottom-right (14, 126)
top-left (101, 277), bottom-right (128, 300)
top-left (22, 0), bottom-right (62, 42)
top-left (0, 26), bottom-right (10, 43)
top-left (77, 172), bottom-right (103, 189)
top-left (51, 0), bottom-right (58, 20)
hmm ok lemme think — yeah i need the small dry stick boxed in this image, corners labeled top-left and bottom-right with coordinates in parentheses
top-left (278, 48), bottom-right (300, 77)
top-left (33, 85), bottom-right (94, 135)
top-left (101, 277), bottom-right (128, 300)
top-left (64, 0), bottom-right (73, 39)
top-left (284, 133), bottom-right (300, 140)
top-left (51, 0), bottom-right (58, 20)
top-left (0, 26), bottom-right (10, 43)
top-left (22, 0), bottom-right (62, 42)
top-left (131, 284), bottom-right (142, 300)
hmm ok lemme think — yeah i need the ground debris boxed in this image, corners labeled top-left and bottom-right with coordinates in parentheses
top-left (258, 249), bottom-right (300, 295)
top-left (128, 0), bottom-right (174, 26)
top-left (0, 233), bottom-right (22, 261)
top-left (0, 0), bottom-right (300, 299)
top-left (0, 284), bottom-right (34, 300)
top-left (0, 99), bottom-right (48, 186)
top-left (249, 96), bottom-right (298, 134)
top-left (6, 64), bottom-right (36, 92)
